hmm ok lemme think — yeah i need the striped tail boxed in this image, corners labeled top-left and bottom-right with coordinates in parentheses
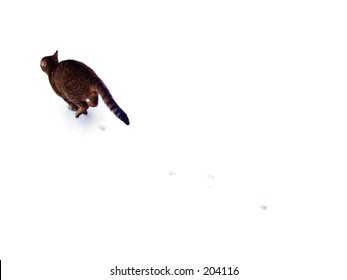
top-left (96, 79), bottom-right (130, 125)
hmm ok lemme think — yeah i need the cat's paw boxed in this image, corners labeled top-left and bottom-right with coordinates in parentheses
top-left (75, 110), bottom-right (88, 118)
top-left (75, 107), bottom-right (88, 118)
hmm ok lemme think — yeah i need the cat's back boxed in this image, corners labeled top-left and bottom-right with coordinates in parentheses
top-left (55, 59), bottom-right (99, 80)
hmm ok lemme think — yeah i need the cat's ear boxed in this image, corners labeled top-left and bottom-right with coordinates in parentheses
top-left (53, 50), bottom-right (58, 60)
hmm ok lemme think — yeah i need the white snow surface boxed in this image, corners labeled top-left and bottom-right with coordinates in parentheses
top-left (1, 1), bottom-right (347, 279)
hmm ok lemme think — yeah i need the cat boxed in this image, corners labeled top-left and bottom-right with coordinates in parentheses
top-left (40, 50), bottom-right (130, 125)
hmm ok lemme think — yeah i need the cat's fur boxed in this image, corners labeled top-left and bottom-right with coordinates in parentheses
top-left (40, 50), bottom-right (130, 125)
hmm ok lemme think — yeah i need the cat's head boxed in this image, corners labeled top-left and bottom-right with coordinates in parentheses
top-left (40, 50), bottom-right (59, 75)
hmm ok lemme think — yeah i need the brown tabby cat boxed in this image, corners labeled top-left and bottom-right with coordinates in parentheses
top-left (40, 50), bottom-right (130, 125)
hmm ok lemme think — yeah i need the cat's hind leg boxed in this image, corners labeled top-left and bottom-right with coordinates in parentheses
top-left (67, 102), bottom-right (88, 115)
top-left (61, 96), bottom-right (79, 112)
top-left (75, 101), bottom-right (89, 118)
top-left (87, 93), bottom-right (98, 107)
top-left (61, 90), bottom-right (88, 116)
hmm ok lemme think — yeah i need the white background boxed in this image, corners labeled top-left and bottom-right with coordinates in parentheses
top-left (0, 0), bottom-right (347, 279)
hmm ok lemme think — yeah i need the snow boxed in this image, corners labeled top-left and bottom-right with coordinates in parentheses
top-left (1, 0), bottom-right (347, 279)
